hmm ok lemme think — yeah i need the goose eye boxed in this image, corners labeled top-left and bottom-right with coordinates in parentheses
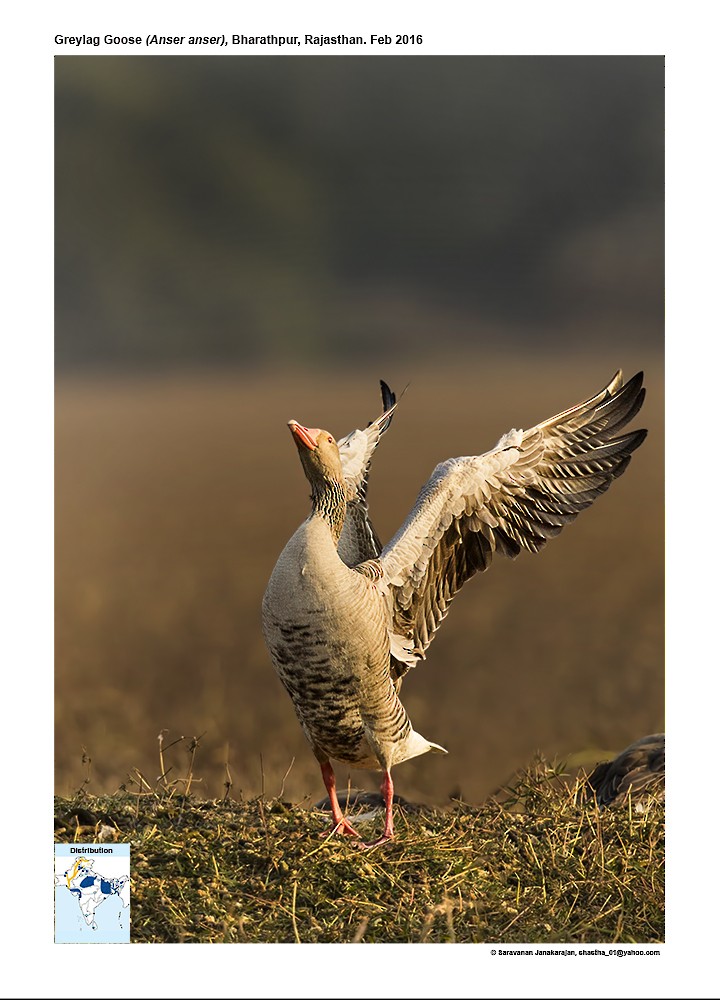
top-left (327, 436), bottom-right (334, 444)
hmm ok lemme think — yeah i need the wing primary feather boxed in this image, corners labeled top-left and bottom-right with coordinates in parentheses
top-left (337, 380), bottom-right (400, 567)
top-left (381, 371), bottom-right (647, 662)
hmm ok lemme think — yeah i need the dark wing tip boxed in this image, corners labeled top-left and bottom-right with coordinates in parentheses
top-left (369, 379), bottom-right (398, 434)
top-left (621, 427), bottom-right (648, 461)
top-left (632, 426), bottom-right (648, 448)
top-left (586, 761), bottom-right (612, 800)
top-left (380, 379), bottom-right (396, 411)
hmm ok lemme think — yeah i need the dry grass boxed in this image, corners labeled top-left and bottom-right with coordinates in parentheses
top-left (55, 353), bottom-right (663, 806)
top-left (54, 758), bottom-right (664, 944)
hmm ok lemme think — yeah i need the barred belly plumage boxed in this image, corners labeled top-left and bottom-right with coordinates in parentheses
top-left (264, 604), bottom-right (410, 770)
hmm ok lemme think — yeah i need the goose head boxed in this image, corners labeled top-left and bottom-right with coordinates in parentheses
top-left (288, 419), bottom-right (344, 480)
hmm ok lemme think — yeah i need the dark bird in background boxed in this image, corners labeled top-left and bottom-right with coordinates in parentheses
top-left (263, 372), bottom-right (647, 847)
top-left (586, 733), bottom-right (665, 809)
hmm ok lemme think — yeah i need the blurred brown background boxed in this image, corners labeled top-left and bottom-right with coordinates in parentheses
top-left (55, 56), bottom-right (663, 805)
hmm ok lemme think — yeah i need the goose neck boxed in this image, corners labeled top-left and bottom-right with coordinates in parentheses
top-left (311, 478), bottom-right (347, 543)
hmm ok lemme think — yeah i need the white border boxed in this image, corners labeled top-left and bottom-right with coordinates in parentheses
top-left (3, 1), bottom-right (716, 996)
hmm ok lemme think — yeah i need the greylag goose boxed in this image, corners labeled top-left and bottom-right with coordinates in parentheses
top-left (586, 733), bottom-right (665, 809)
top-left (262, 371), bottom-right (647, 847)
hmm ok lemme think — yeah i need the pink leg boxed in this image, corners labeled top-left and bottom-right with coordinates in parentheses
top-left (357, 770), bottom-right (395, 849)
top-left (319, 761), bottom-right (360, 838)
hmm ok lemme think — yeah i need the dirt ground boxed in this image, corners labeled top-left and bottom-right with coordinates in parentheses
top-left (55, 351), bottom-right (663, 806)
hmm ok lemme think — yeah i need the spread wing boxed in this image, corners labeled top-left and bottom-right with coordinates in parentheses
top-left (380, 370), bottom-right (647, 667)
top-left (337, 380), bottom-right (397, 566)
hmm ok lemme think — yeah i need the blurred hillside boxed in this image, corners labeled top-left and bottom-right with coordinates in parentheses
top-left (55, 56), bottom-right (663, 370)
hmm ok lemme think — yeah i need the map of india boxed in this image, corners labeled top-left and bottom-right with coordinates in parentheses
top-left (55, 844), bottom-right (130, 943)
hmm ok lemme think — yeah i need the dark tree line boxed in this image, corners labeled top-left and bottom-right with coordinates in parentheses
top-left (55, 56), bottom-right (664, 369)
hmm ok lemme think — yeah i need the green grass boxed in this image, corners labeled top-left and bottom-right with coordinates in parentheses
top-left (54, 758), bottom-right (664, 944)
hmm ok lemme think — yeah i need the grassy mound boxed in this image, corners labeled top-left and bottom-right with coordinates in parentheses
top-left (54, 759), bottom-right (664, 944)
